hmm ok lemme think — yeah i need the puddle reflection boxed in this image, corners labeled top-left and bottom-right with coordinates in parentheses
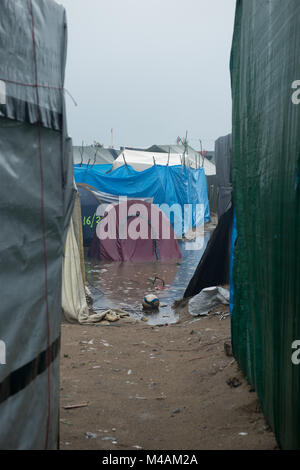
top-left (85, 232), bottom-right (211, 325)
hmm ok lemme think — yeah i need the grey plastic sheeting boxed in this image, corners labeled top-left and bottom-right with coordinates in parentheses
top-left (0, 0), bottom-right (67, 130)
top-left (188, 287), bottom-right (229, 317)
top-left (0, 0), bottom-right (75, 449)
top-left (73, 146), bottom-right (116, 165)
top-left (215, 134), bottom-right (232, 217)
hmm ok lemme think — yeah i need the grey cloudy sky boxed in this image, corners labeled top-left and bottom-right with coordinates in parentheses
top-left (58, 0), bottom-right (236, 151)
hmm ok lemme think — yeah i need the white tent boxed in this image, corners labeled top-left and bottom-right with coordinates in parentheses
top-left (113, 148), bottom-right (216, 175)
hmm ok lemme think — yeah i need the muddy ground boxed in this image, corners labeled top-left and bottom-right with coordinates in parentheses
top-left (59, 306), bottom-right (277, 450)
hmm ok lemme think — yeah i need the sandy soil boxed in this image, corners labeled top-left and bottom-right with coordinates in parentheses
top-left (59, 306), bottom-right (277, 451)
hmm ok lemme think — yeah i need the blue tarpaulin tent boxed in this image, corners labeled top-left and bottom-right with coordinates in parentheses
top-left (74, 164), bottom-right (210, 236)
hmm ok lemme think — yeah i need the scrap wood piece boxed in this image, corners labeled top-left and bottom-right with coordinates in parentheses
top-left (165, 347), bottom-right (201, 352)
top-left (223, 359), bottom-right (235, 369)
top-left (188, 354), bottom-right (214, 362)
top-left (63, 402), bottom-right (89, 410)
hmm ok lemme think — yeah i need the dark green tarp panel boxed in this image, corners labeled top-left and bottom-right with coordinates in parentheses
top-left (230, 0), bottom-right (300, 450)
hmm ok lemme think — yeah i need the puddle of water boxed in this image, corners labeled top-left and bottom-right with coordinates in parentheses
top-left (85, 232), bottom-right (211, 326)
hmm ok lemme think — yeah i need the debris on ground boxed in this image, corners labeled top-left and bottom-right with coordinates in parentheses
top-left (142, 294), bottom-right (160, 310)
top-left (188, 287), bottom-right (230, 317)
top-left (226, 377), bottom-right (242, 388)
top-left (85, 432), bottom-right (98, 439)
top-left (224, 340), bottom-right (233, 357)
top-left (151, 276), bottom-right (167, 291)
top-left (85, 286), bottom-right (94, 306)
top-left (88, 308), bottom-right (130, 324)
top-left (64, 403), bottom-right (89, 410)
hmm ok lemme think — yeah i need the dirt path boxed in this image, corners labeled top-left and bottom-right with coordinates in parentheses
top-left (59, 308), bottom-right (277, 450)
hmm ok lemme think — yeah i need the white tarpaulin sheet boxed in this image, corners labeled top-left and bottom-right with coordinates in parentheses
top-left (113, 148), bottom-right (216, 175)
top-left (188, 287), bottom-right (230, 317)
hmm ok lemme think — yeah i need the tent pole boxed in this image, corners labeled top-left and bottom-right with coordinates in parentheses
top-left (79, 140), bottom-right (84, 167)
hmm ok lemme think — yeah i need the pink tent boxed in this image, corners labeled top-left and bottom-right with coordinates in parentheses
top-left (88, 200), bottom-right (182, 262)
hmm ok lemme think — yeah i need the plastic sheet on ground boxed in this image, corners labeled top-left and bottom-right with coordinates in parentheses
top-left (188, 287), bottom-right (230, 317)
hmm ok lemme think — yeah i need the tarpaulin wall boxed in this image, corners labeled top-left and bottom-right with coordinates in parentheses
top-left (230, 0), bottom-right (300, 449)
top-left (74, 164), bottom-right (210, 236)
top-left (215, 134), bottom-right (232, 218)
top-left (206, 174), bottom-right (218, 215)
top-left (0, 0), bottom-right (75, 449)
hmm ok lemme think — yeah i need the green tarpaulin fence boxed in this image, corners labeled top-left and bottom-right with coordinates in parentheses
top-left (230, 0), bottom-right (300, 450)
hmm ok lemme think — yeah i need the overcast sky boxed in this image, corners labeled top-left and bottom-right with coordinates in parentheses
top-left (58, 0), bottom-right (236, 151)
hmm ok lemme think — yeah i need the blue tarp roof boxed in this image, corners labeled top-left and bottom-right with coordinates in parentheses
top-left (74, 164), bottom-right (210, 236)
